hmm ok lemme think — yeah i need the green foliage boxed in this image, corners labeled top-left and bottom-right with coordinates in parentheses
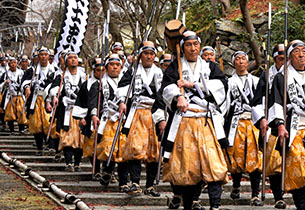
top-left (184, 0), bottom-right (220, 32)
top-left (271, 3), bottom-right (305, 47)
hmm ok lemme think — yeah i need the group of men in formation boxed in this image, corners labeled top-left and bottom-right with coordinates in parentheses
top-left (0, 28), bottom-right (305, 210)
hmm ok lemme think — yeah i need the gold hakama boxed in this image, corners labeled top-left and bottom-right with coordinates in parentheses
top-left (265, 134), bottom-right (282, 176)
top-left (226, 119), bottom-right (262, 174)
top-left (58, 109), bottom-right (84, 151)
top-left (0, 93), bottom-right (4, 113)
top-left (50, 119), bottom-right (59, 139)
top-left (82, 121), bottom-right (126, 163)
top-left (4, 96), bottom-right (27, 124)
top-left (28, 96), bottom-right (50, 135)
top-left (284, 129), bottom-right (305, 192)
top-left (83, 132), bottom-right (94, 158)
top-left (162, 113), bottom-right (228, 186)
top-left (122, 109), bottom-right (159, 163)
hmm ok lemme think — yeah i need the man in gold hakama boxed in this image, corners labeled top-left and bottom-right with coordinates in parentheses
top-left (251, 44), bottom-right (287, 209)
top-left (159, 31), bottom-right (228, 210)
top-left (268, 40), bottom-right (305, 210)
top-left (90, 54), bottom-right (129, 191)
top-left (50, 51), bottom-right (86, 172)
top-left (71, 57), bottom-right (102, 178)
top-left (118, 41), bottom-right (163, 196)
top-left (0, 57), bottom-right (27, 134)
top-left (224, 51), bottom-right (262, 206)
top-left (21, 47), bottom-right (58, 156)
top-left (0, 54), bottom-right (9, 129)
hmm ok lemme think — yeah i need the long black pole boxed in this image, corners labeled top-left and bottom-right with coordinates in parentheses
top-left (281, 0), bottom-right (288, 195)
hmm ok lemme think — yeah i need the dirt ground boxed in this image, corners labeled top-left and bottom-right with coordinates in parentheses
top-left (0, 163), bottom-right (62, 210)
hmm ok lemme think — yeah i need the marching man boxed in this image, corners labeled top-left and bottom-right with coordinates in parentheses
top-left (159, 31), bottom-right (228, 210)
top-left (50, 51), bottom-right (86, 172)
top-left (118, 41), bottom-right (163, 196)
top-left (251, 44), bottom-right (287, 209)
top-left (0, 57), bottom-right (27, 135)
top-left (224, 51), bottom-right (262, 206)
top-left (21, 47), bottom-right (57, 156)
top-left (268, 40), bottom-right (305, 210)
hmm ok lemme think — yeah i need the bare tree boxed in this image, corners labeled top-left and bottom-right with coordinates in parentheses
top-left (240, 0), bottom-right (263, 70)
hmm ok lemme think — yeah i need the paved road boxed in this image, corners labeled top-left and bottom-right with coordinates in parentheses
top-left (0, 163), bottom-right (61, 210)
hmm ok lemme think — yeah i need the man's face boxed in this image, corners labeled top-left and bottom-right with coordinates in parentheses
top-left (94, 66), bottom-right (103, 79)
top-left (0, 60), bottom-right (7, 67)
top-left (49, 57), bottom-right (54, 64)
top-left (234, 54), bottom-right (248, 74)
top-left (38, 52), bottom-right (49, 66)
top-left (107, 61), bottom-right (121, 78)
top-left (8, 60), bottom-right (17, 71)
top-left (66, 54), bottom-right (79, 68)
top-left (20, 60), bottom-right (29, 70)
top-left (141, 50), bottom-right (155, 68)
top-left (290, 46), bottom-right (305, 70)
top-left (184, 39), bottom-right (200, 62)
top-left (274, 54), bottom-right (285, 70)
top-left (161, 62), bottom-right (170, 71)
top-left (112, 47), bottom-right (122, 54)
top-left (201, 51), bottom-right (215, 62)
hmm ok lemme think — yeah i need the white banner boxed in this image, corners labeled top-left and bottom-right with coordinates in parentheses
top-left (54, 0), bottom-right (90, 64)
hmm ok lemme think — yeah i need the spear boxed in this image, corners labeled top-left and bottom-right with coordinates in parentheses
top-left (0, 33), bottom-right (3, 54)
top-left (43, 19), bottom-right (53, 46)
top-left (261, 2), bottom-right (272, 202)
top-left (281, 0), bottom-right (288, 195)
top-left (92, 16), bottom-right (107, 176)
top-left (134, 21), bottom-right (139, 54)
top-left (176, 0), bottom-right (181, 19)
top-left (105, 9), bottom-right (110, 56)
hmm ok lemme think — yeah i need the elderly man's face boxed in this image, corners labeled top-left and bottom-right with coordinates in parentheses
top-left (201, 51), bottom-right (215, 62)
top-left (234, 54), bottom-right (248, 75)
top-left (274, 54), bottom-right (285, 70)
top-left (290, 46), bottom-right (305, 70)
top-left (184, 39), bottom-right (200, 62)
top-left (107, 61), bottom-right (122, 78)
top-left (141, 50), bottom-right (155, 68)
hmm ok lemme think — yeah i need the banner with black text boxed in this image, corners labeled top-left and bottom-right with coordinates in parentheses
top-left (54, 0), bottom-right (89, 64)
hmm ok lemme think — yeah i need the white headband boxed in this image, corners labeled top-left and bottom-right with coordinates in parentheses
top-left (104, 57), bottom-right (122, 67)
top-left (64, 52), bottom-right (78, 63)
top-left (200, 46), bottom-right (215, 56)
top-left (179, 35), bottom-right (201, 49)
top-left (232, 51), bottom-right (248, 64)
top-left (139, 46), bottom-right (157, 55)
top-left (287, 41), bottom-right (305, 57)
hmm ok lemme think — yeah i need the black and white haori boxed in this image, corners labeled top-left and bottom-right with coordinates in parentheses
top-left (72, 57), bottom-right (101, 138)
top-left (49, 51), bottom-right (86, 171)
top-left (88, 54), bottom-right (130, 189)
top-left (117, 41), bottom-right (163, 196)
top-left (71, 57), bottom-right (101, 177)
top-left (159, 31), bottom-right (228, 210)
top-left (268, 40), bottom-right (305, 210)
top-left (21, 47), bottom-right (58, 156)
top-left (251, 44), bottom-right (286, 208)
top-left (0, 57), bottom-right (27, 134)
top-left (224, 51), bottom-right (262, 206)
top-left (0, 54), bottom-right (8, 126)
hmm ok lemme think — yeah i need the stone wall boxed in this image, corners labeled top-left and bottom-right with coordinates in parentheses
top-left (205, 16), bottom-right (267, 75)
